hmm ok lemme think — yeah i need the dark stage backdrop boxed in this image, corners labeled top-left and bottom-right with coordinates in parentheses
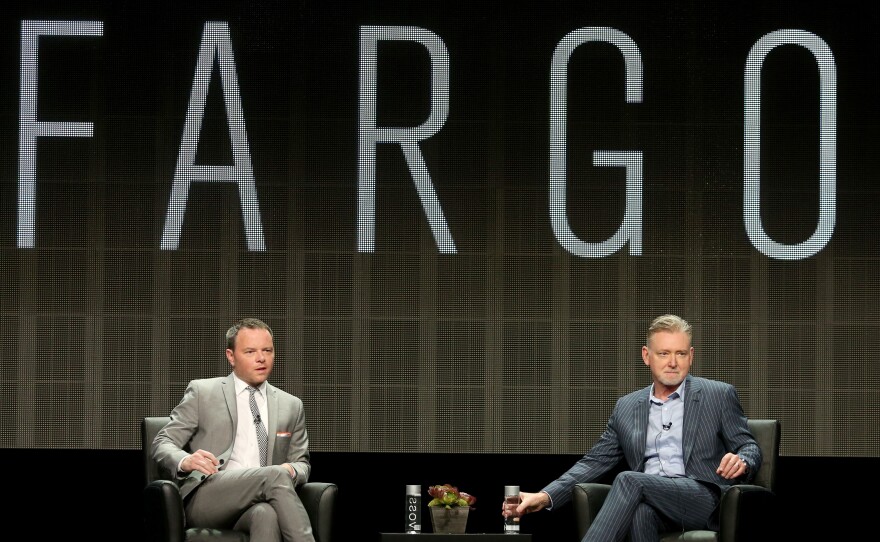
top-left (0, 0), bottom-right (877, 457)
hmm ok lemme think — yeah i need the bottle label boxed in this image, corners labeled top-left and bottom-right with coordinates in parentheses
top-left (405, 494), bottom-right (421, 533)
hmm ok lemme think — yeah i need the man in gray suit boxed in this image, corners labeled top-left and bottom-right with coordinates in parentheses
top-left (151, 318), bottom-right (315, 542)
top-left (503, 314), bottom-right (762, 542)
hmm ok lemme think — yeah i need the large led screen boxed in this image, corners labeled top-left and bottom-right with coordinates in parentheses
top-left (0, 1), bottom-right (877, 457)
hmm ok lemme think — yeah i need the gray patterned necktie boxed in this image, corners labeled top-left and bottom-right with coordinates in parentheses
top-left (247, 386), bottom-right (268, 467)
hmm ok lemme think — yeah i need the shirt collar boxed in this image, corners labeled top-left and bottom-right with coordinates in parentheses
top-left (232, 373), bottom-right (267, 396)
top-left (649, 377), bottom-right (687, 404)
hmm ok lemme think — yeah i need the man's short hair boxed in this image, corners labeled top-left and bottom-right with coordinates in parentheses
top-left (226, 318), bottom-right (273, 350)
top-left (646, 314), bottom-right (692, 345)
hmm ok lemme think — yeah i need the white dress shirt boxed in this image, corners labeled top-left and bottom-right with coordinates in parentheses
top-left (227, 374), bottom-right (268, 470)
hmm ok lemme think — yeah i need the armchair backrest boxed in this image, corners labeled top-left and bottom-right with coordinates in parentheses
top-left (747, 418), bottom-right (780, 491)
top-left (142, 416), bottom-right (172, 485)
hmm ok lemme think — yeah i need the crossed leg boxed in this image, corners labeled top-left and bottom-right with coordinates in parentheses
top-left (583, 471), bottom-right (719, 542)
top-left (185, 466), bottom-right (315, 542)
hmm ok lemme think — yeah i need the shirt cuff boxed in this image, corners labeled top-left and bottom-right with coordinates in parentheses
top-left (176, 456), bottom-right (188, 478)
top-left (542, 490), bottom-right (554, 510)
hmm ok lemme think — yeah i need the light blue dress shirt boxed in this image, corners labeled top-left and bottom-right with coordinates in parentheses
top-left (644, 381), bottom-right (686, 477)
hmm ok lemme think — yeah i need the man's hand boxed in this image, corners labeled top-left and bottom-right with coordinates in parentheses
top-left (501, 490), bottom-right (551, 520)
top-left (716, 452), bottom-right (748, 480)
top-left (181, 449), bottom-right (220, 475)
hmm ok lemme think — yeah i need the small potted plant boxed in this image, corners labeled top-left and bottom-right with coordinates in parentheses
top-left (427, 483), bottom-right (477, 533)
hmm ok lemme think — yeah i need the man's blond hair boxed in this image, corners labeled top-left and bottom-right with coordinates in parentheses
top-left (646, 314), bottom-right (692, 345)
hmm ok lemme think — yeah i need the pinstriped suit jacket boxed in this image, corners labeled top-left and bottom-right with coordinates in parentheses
top-left (543, 375), bottom-right (761, 511)
top-left (150, 374), bottom-right (311, 500)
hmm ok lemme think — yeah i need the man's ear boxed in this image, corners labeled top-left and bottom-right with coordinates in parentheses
top-left (225, 348), bottom-right (235, 366)
top-left (641, 345), bottom-right (650, 366)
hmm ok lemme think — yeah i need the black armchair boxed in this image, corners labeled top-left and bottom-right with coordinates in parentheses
top-left (572, 418), bottom-right (780, 542)
top-left (142, 416), bottom-right (337, 542)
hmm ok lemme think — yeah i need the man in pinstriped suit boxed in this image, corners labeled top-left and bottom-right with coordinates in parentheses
top-left (151, 318), bottom-right (315, 542)
top-left (503, 314), bottom-right (762, 542)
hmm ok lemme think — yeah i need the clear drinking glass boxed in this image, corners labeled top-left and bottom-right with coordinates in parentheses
top-left (504, 485), bottom-right (521, 534)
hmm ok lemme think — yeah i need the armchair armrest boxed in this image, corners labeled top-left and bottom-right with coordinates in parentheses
top-left (717, 484), bottom-right (777, 542)
top-left (143, 479), bottom-right (186, 542)
top-left (298, 482), bottom-right (338, 542)
top-left (573, 483), bottom-right (612, 541)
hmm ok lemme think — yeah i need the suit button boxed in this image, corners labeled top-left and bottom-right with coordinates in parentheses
top-left (200, 475), bottom-right (206, 480)
top-left (219, 459), bottom-right (225, 465)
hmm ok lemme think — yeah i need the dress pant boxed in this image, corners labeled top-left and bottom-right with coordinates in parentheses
top-left (583, 472), bottom-right (720, 542)
top-left (185, 466), bottom-right (315, 542)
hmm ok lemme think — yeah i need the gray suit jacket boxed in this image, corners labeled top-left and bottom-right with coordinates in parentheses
top-left (543, 375), bottom-right (762, 510)
top-left (151, 374), bottom-right (311, 500)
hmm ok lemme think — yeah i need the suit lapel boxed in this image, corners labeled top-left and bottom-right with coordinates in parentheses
top-left (266, 383), bottom-right (278, 464)
top-left (222, 374), bottom-right (238, 429)
top-left (214, 375), bottom-right (238, 464)
top-left (682, 376), bottom-right (702, 466)
top-left (632, 388), bottom-right (650, 469)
